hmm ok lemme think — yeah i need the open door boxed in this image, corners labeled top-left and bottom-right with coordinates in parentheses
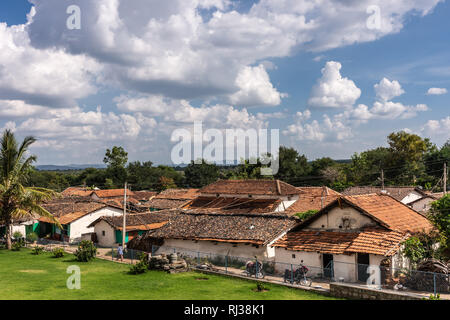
top-left (357, 253), bottom-right (370, 282)
top-left (323, 254), bottom-right (334, 279)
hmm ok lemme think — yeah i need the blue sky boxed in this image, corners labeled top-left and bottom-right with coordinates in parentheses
top-left (0, 0), bottom-right (448, 165)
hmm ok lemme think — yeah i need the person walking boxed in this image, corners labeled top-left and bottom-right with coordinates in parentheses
top-left (117, 244), bottom-right (124, 262)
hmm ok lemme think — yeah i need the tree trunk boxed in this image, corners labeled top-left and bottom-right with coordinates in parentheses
top-left (6, 217), bottom-right (12, 250)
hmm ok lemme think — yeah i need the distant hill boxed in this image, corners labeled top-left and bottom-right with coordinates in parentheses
top-left (35, 164), bottom-right (106, 171)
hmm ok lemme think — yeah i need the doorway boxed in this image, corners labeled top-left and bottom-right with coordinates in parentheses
top-left (357, 253), bottom-right (370, 282)
top-left (323, 254), bottom-right (334, 279)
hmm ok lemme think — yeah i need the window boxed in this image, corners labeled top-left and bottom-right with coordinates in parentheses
top-left (102, 231), bottom-right (105, 236)
top-left (292, 254), bottom-right (296, 259)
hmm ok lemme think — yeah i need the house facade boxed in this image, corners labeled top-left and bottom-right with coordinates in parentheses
top-left (272, 193), bottom-right (434, 283)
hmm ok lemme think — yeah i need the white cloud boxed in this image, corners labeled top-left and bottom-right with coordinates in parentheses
top-left (427, 87), bottom-right (447, 95)
top-left (229, 64), bottom-right (285, 107)
top-left (422, 116), bottom-right (450, 136)
top-left (308, 61), bottom-right (361, 108)
top-left (374, 78), bottom-right (404, 101)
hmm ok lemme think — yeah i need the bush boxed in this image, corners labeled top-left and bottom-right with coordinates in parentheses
top-left (74, 240), bottom-right (97, 262)
top-left (255, 281), bottom-right (268, 292)
top-left (11, 242), bottom-right (23, 251)
top-left (26, 232), bottom-right (39, 243)
top-left (13, 231), bottom-right (23, 240)
top-left (32, 246), bottom-right (44, 255)
top-left (129, 260), bottom-right (148, 274)
top-left (52, 248), bottom-right (65, 258)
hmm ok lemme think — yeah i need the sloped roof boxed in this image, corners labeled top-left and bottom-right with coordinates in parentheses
top-left (154, 188), bottom-right (200, 200)
top-left (199, 179), bottom-right (298, 196)
top-left (146, 198), bottom-right (190, 210)
top-left (145, 212), bottom-right (298, 245)
top-left (132, 191), bottom-right (158, 201)
top-left (88, 212), bottom-right (173, 231)
top-left (342, 194), bottom-right (434, 234)
top-left (342, 186), bottom-right (422, 201)
top-left (61, 187), bottom-right (93, 197)
top-left (286, 187), bottom-right (341, 215)
top-left (183, 196), bottom-right (280, 214)
top-left (273, 228), bottom-right (407, 256)
top-left (40, 200), bottom-right (110, 225)
top-left (92, 189), bottom-right (136, 198)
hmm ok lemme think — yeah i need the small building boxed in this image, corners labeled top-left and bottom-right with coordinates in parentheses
top-left (39, 200), bottom-right (123, 243)
top-left (133, 211), bottom-right (298, 260)
top-left (88, 211), bottom-right (173, 247)
top-left (342, 186), bottom-right (428, 204)
top-left (60, 187), bottom-right (94, 198)
top-left (90, 189), bottom-right (136, 201)
top-left (272, 193), bottom-right (434, 283)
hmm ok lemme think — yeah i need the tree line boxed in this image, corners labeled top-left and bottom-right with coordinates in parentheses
top-left (26, 131), bottom-right (449, 192)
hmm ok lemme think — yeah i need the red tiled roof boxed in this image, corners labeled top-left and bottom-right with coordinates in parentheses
top-left (40, 201), bottom-right (108, 225)
top-left (199, 180), bottom-right (298, 196)
top-left (154, 188), bottom-right (200, 200)
top-left (273, 228), bottom-right (407, 256)
top-left (183, 196), bottom-right (280, 214)
top-left (92, 189), bottom-right (136, 198)
top-left (342, 186), bottom-right (423, 202)
top-left (342, 194), bottom-right (434, 234)
top-left (286, 187), bottom-right (341, 215)
top-left (61, 187), bottom-right (93, 197)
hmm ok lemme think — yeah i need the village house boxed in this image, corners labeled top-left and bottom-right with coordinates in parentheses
top-left (342, 186), bottom-right (428, 204)
top-left (130, 211), bottom-right (298, 260)
top-left (88, 211), bottom-right (173, 247)
top-left (272, 193), bottom-right (434, 283)
top-left (0, 216), bottom-right (39, 239)
top-left (38, 199), bottom-right (123, 243)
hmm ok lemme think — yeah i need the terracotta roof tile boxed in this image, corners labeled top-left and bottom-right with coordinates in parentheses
top-left (92, 189), bottom-right (136, 198)
top-left (61, 187), bottom-right (93, 197)
top-left (342, 186), bottom-right (421, 201)
top-left (199, 180), bottom-right (298, 196)
top-left (286, 187), bottom-right (341, 215)
top-left (273, 228), bottom-right (407, 256)
top-left (40, 200), bottom-right (108, 225)
top-left (183, 196), bottom-right (280, 214)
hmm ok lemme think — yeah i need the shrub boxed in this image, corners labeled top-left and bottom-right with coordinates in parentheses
top-left (32, 246), bottom-right (44, 255)
top-left (129, 260), bottom-right (148, 274)
top-left (52, 248), bottom-right (65, 258)
top-left (26, 232), bottom-right (38, 243)
top-left (11, 242), bottom-right (23, 251)
top-left (74, 240), bottom-right (97, 262)
top-left (13, 231), bottom-right (23, 240)
top-left (255, 281), bottom-right (268, 292)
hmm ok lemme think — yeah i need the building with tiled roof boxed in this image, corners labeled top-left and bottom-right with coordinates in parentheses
top-left (90, 189), bottom-right (136, 199)
top-left (272, 193), bottom-right (435, 282)
top-left (144, 188), bottom-right (200, 211)
top-left (60, 187), bottom-right (93, 198)
top-left (341, 186), bottom-right (428, 203)
top-left (199, 179), bottom-right (299, 197)
top-left (130, 211), bottom-right (298, 259)
top-left (88, 211), bottom-right (174, 247)
top-left (38, 199), bottom-right (123, 242)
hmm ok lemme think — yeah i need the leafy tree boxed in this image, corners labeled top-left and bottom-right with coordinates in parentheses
top-left (275, 147), bottom-right (310, 181)
top-left (310, 157), bottom-right (336, 177)
top-left (429, 194), bottom-right (450, 258)
top-left (157, 176), bottom-right (177, 192)
top-left (184, 159), bottom-right (219, 188)
top-left (103, 146), bottom-right (128, 168)
top-left (0, 129), bottom-right (60, 249)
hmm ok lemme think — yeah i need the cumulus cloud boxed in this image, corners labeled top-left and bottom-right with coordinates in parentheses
top-left (308, 61), bottom-right (361, 108)
top-left (229, 64), bottom-right (285, 107)
top-left (374, 78), bottom-right (404, 101)
top-left (427, 87), bottom-right (447, 95)
top-left (422, 116), bottom-right (450, 136)
top-left (283, 109), bottom-right (352, 142)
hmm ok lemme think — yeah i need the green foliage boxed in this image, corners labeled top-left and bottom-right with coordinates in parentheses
top-left (184, 159), bottom-right (219, 188)
top-left (429, 195), bottom-right (450, 257)
top-left (255, 281), bottom-right (269, 292)
top-left (74, 240), bottom-right (97, 262)
top-left (13, 231), bottom-right (23, 240)
top-left (295, 210), bottom-right (318, 220)
top-left (426, 294), bottom-right (441, 300)
top-left (26, 232), bottom-right (38, 243)
top-left (52, 248), bottom-right (65, 258)
top-left (129, 260), bottom-right (148, 274)
top-left (32, 246), bottom-right (44, 255)
top-left (403, 237), bottom-right (426, 265)
top-left (104, 146), bottom-right (128, 168)
top-left (275, 147), bottom-right (310, 179)
top-left (11, 242), bottom-right (23, 251)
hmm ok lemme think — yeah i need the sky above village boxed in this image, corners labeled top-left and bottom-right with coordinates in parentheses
top-left (0, 0), bottom-right (449, 165)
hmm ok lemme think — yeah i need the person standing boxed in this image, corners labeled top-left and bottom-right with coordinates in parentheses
top-left (117, 244), bottom-right (124, 262)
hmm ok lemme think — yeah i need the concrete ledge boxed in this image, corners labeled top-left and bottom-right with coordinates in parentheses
top-left (330, 282), bottom-right (424, 300)
top-left (192, 267), bottom-right (331, 296)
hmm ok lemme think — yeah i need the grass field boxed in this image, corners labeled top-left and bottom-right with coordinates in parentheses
top-left (0, 248), bottom-right (337, 300)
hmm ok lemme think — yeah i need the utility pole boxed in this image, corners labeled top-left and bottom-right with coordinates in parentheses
top-left (122, 181), bottom-right (127, 248)
top-left (444, 162), bottom-right (447, 195)
top-left (381, 169), bottom-right (385, 191)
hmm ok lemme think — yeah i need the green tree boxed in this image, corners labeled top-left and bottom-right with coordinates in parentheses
top-left (0, 130), bottom-right (60, 250)
top-left (103, 146), bottom-right (128, 187)
top-left (184, 159), bottom-right (219, 188)
top-left (275, 147), bottom-right (310, 181)
top-left (429, 194), bottom-right (450, 258)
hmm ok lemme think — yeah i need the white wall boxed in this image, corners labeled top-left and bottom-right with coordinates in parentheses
top-left (93, 220), bottom-right (117, 247)
top-left (401, 191), bottom-right (423, 204)
top-left (409, 197), bottom-right (434, 213)
top-left (69, 207), bottom-right (122, 243)
top-left (157, 238), bottom-right (269, 260)
top-left (308, 206), bottom-right (376, 230)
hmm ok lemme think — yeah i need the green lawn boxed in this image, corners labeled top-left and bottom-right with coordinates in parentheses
top-left (0, 248), bottom-right (337, 300)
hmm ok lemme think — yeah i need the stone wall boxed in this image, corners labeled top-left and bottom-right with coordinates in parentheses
top-left (330, 282), bottom-right (423, 300)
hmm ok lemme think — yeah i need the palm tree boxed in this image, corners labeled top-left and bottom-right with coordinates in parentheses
top-left (0, 129), bottom-right (60, 249)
